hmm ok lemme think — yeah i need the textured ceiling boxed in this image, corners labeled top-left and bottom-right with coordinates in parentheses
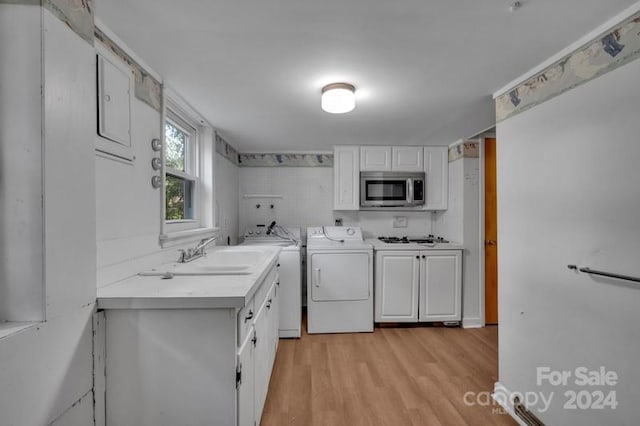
top-left (97, 0), bottom-right (638, 151)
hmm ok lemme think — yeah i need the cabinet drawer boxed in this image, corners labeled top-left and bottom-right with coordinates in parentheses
top-left (253, 266), bottom-right (278, 311)
top-left (238, 298), bottom-right (255, 346)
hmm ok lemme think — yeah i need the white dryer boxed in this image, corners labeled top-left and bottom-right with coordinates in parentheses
top-left (306, 226), bottom-right (373, 334)
top-left (241, 224), bottom-right (302, 338)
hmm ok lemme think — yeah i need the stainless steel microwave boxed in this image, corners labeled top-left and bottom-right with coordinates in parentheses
top-left (360, 172), bottom-right (425, 208)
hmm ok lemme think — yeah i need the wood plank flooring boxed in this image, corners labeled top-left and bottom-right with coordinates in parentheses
top-left (261, 324), bottom-right (516, 426)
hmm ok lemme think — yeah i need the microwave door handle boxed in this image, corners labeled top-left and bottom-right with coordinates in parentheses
top-left (407, 178), bottom-right (413, 203)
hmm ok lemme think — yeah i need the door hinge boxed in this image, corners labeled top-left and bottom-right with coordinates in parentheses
top-left (235, 364), bottom-right (242, 388)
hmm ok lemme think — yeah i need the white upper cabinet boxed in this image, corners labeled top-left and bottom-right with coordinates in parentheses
top-left (423, 146), bottom-right (448, 210)
top-left (333, 146), bottom-right (360, 210)
top-left (97, 53), bottom-right (131, 147)
top-left (392, 146), bottom-right (424, 171)
top-left (360, 146), bottom-right (392, 171)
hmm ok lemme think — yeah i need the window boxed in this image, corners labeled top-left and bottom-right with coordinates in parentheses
top-left (164, 107), bottom-right (199, 227)
top-left (160, 92), bottom-right (216, 243)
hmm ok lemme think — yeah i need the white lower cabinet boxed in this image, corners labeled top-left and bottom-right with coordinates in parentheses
top-left (237, 328), bottom-right (255, 426)
top-left (239, 279), bottom-right (280, 426)
top-left (375, 250), bottom-right (461, 323)
top-left (104, 266), bottom-right (279, 426)
top-left (375, 251), bottom-right (420, 322)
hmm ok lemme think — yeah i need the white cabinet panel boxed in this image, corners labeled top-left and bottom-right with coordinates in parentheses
top-left (333, 146), bottom-right (360, 210)
top-left (423, 146), bottom-right (448, 210)
top-left (253, 302), bottom-right (269, 423)
top-left (360, 146), bottom-right (392, 171)
top-left (237, 330), bottom-right (255, 426)
top-left (375, 251), bottom-right (420, 322)
top-left (418, 251), bottom-right (462, 322)
top-left (392, 146), bottom-right (424, 171)
top-left (97, 54), bottom-right (131, 147)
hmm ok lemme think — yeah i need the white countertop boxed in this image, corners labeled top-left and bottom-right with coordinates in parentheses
top-left (97, 246), bottom-right (281, 310)
top-left (366, 238), bottom-right (463, 251)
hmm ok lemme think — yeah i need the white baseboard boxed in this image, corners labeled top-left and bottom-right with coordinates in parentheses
top-left (462, 317), bottom-right (484, 328)
top-left (493, 382), bottom-right (528, 426)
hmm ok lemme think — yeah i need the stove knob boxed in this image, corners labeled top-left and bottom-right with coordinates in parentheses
top-left (256, 230), bottom-right (261, 235)
top-left (346, 227), bottom-right (355, 236)
top-left (248, 231), bottom-right (253, 235)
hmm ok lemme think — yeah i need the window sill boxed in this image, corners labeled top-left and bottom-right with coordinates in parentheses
top-left (159, 227), bottom-right (219, 248)
top-left (0, 322), bottom-right (39, 341)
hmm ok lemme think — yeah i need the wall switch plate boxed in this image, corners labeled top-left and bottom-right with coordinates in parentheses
top-left (393, 216), bottom-right (408, 228)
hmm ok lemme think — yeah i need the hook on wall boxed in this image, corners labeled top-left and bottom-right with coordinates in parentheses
top-left (256, 204), bottom-right (261, 209)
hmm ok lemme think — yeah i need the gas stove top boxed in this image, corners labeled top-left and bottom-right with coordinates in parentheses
top-left (378, 235), bottom-right (449, 244)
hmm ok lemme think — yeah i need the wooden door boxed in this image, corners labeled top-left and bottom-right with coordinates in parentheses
top-left (484, 137), bottom-right (498, 324)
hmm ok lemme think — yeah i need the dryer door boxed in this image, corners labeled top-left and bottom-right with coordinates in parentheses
top-left (309, 252), bottom-right (370, 301)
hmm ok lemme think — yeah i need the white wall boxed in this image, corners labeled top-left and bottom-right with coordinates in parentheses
top-left (433, 154), bottom-right (483, 327)
top-left (496, 53), bottom-right (640, 424)
top-left (238, 166), bottom-right (432, 238)
top-left (0, 5), bottom-right (97, 425)
top-left (95, 92), bottom-right (164, 287)
top-left (215, 153), bottom-right (240, 245)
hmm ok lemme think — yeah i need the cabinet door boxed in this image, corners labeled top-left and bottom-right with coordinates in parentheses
top-left (333, 146), bottom-right (360, 210)
top-left (423, 146), bottom-right (448, 210)
top-left (418, 251), bottom-right (462, 322)
top-left (360, 146), bottom-right (392, 171)
top-left (237, 330), bottom-right (255, 426)
top-left (253, 302), bottom-right (270, 424)
top-left (266, 282), bottom-right (279, 368)
top-left (392, 146), bottom-right (424, 171)
top-left (97, 53), bottom-right (131, 147)
top-left (375, 251), bottom-right (420, 322)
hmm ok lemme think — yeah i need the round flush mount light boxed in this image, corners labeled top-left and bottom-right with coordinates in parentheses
top-left (321, 82), bottom-right (356, 114)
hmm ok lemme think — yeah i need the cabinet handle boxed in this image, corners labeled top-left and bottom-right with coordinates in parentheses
top-left (251, 334), bottom-right (257, 347)
top-left (266, 299), bottom-right (272, 309)
top-left (416, 255), bottom-right (420, 259)
top-left (276, 281), bottom-right (280, 286)
top-left (244, 310), bottom-right (254, 322)
top-left (277, 263), bottom-right (281, 267)
top-left (422, 255), bottom-right (426, 259)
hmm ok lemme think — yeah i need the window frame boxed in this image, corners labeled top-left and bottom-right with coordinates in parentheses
top-left (162, 100), bottom-right (202, 234)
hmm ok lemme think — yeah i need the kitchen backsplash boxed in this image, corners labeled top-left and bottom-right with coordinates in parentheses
top-left (238, 166), bottom-right (432, 239)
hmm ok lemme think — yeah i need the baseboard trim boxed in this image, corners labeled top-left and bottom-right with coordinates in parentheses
top-left (493, 382), bottom-right (528, 426)
top-left (462, 317), bottom-right (484, 328)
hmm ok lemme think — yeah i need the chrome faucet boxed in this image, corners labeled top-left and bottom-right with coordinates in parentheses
top-left (178, 235), bottom-right (218, 263)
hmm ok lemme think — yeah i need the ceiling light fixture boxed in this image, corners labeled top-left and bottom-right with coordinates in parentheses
top-left (321, 83), bottom-right (356, 114)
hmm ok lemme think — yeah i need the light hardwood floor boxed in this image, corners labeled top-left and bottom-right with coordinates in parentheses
top-left (261, 324), bottom-right (516, 426)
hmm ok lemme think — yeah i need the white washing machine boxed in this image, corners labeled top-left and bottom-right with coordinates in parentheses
top-left (241, 224), bottom-right (302, 338)
top-left (306, 226), bottom-right (373, 334)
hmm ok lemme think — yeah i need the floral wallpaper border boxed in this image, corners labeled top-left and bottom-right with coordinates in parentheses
top-left (94, 27), bottom-right (162, 112)
top-left (215, 133), bottom-right (240, 166)
top-left (496, 12), bottom-right (640, 122)
top-left (238, 153), bottom-right (333, 167)
top-left (43, 0), bottom-right (94, 45)
top-left (448, 141), bottom-right (479, 162)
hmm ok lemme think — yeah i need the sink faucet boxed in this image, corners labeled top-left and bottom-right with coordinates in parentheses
top-left (178, 235), bottom-right (218, 263)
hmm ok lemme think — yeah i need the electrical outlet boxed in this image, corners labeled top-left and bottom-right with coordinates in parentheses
top-left (393, 216), bottom-right (408, 228)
